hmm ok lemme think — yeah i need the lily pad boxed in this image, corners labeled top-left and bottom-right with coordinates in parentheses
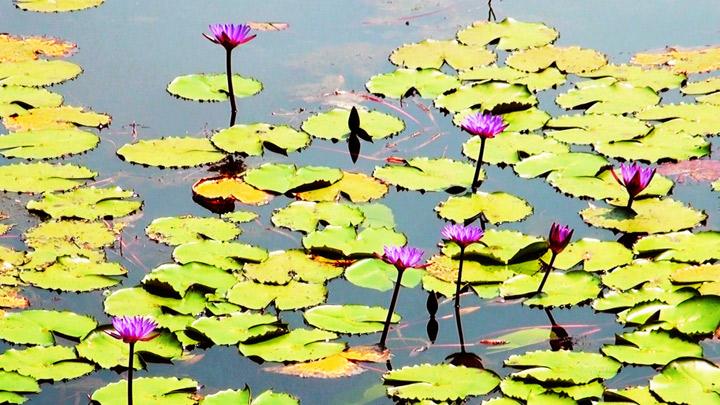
top-left (635, 103), bottom-right (720, 136)
top-left (505, 350), bottom-right (620, 384)
top-left (601, 330), bottom-right (702, 365)
top-left (0, 162), bottom-right (95, 193)
top-left (425, 254), bottom-right (525, 284)
top-left (459, 66), bottom-right (566, 92)
top-left (296, 172), bottom-right (388, 202)
top-left (0, 128), bottom-right (99, 159)
top-left (547, 168), bottom-right (673, 204)
top-left (549, 239), bottom-right (633, 272)
top-left (594, 124), bottom-right (710, 163)
top-left (383, 363), bottom-right (500, 401)
top-left (0, 86), bottom-right (63, 115)
top-left (500, 271), bottom-right (601, 307)
top-left (303, 225), bottom-right (406, 257)
top-left (577, 64), bottom-right (685, 91)
top-left (0, 310), bottom-right (95, 345)
top-left (104, 288), bottom-right (206, 331)
top-left (238, 328), bottom-right (345, 362)
top-left (271, 201), bottom-right (364, 233)
top-left (146, 216), bottom-right (240, 245)
top-left (434, 82), bottom-right (537, 113)
top-left (226, 280), bottom-right (327, 310)
top-left (242, 250), bottom-right (343, 284)
top-left (244, 163), bottom-right (342, 194)
top-left (373, 157), bottom-right (476, 191)
top-left (500, 378), bottom-right (604, 402)
top-left (580, 198), bottom-right (706, 234)
top-left (173, 240), bottom-right (268, 270)
top-left (26, 186), bottom-right (140, 220)
top-left (435, 191), bottom-right (533, 224)
top-left (593, 281), bottom-right (697, 312)
top-left (514, 152), bottom-right (608, 179)
top-left (117, 137), bottom-right (226, 168)
top-left (0, 346), bottom-right (94, 381)
top-left (192, 176), bottom-right (273, 206)
top-left (634, 231), bottom-right (720, 263)
top-left (2, 106), bottom-right (110, 131)
top-left (389, 39), bottom-right (495, 69)
top-left (20, 257), bottom-right (125, 292)
top-left (90, 377), bottom-right (197, 405)
top-left (188, 312), bottom-right (282, 345)
top-left (658, 295), bottom-right (720, 335)
top-left (167, 73), bottom-right (262, 102)
top-left (211, 123), bottom-right (310, 156)
top-left (142, 262), bottom-right (238, 297)
top-left (0, 60), bottom-right (82, 87)
top-left (632, 46), bottom-right (720, 74)
top-left (443, 229), bottom-right (546, 264)
top-left (556, 80), bottom-right (659, 114)
top-left (14, 0), bottom-right (104, 12)
top-left (366, 68), bottom-right (460, 99)
top-left (301, 108), bottom-right (405, 141)
top-left (0, 33), bottom-right (75, 62)
top-left (200, 388), bottom-right (298, 405)
top-left (454, 108), bottom-right (551, 133)
top-left (463, 132), bottom-right (568, 165)
top-left (23, 220), bottom-right (116, 268)
top-left (457, 18), bottom-right (558, 50)
top-left (602, 260), bottom-right (688, 291)
top-left (304, 304), bottom-right (400, 334)
top-left (682, 77), bottom-right (720, 94)
top-left (545, 114), bottom-right (650, 144)
top-left (506, 45), bottom-right (607, 74)
top-left (76, 330), bottom-right (182, 369)
top-left (649, 358), bottom-right (720, 404)
top-left (0, 371), bottom-right (39, 404)
top-left (344, 258), bottom-right (424, 291)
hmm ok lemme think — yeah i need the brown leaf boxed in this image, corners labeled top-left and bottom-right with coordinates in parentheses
top-left (266, 345), bottom-right (389, 378)
top-left (657, 159), bottom-right (720, 182)
top-left (0, 287), bottom-right (29, 309)
top-left (247, 22), bottom-right (289, 31)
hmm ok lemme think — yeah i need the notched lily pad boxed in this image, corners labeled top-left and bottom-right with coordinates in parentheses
top-left (457, 18), bottom-right (558, 50)
top-left (301, 108), bottom-right (404, 141)
top-left (303, 225), bottom-right (406, 257)
top-left (505, 350), bottom-right (620, 384)
top-left (506, 45), bottom-right (607, 74)
top-left (77, 330), bottom-right (182, 369)
top-left (238, 328), bottom-right (345, 363)
top-left (390, 39), bottom-right (495, 70)
top-left (146, 215), bottom-right (240, 245)
top-left (304, 304), bottom-right (400, 334)
top-left (435, 191), bottom-right (532, 224)
top-left (26, 186), bottom-right (141, 220)
top-left (0, 345), bottom-right (94, 381)
top-left (434, 82), bottom-right (537, 113)
top-left (0, 60), bottom-right (82, 87)
top-left (463, 132), bottom-right (568, 166)
top-left (443, 229), bottom-right (546, 264)
top-left (0, 86), bottom-right (63, 117)
top-left (20, 257), bottom-right (125, 292)
top-left (296, 172), bottom-right (388, 202)
top-left (556, 80), bottom-right (659, 114)
top-left (192, 176), bottom-right (273, 206)
top-left (366, 68), bottom-right (460, 99)
top-left (0, 33), bottom-right (75, 62)
top-left (117, 137), bottom-right (226, 168)
top-left (271, 201), bottom-right (364, 233)
top-left (580, 198), bottom-right (706, 234)
top-left (383, 363), bottom-right (500, 401)
top-left (14, 0), bottom-right (104, 12)
top-left (0, 310), bottom-right (96, 345)
top-left (658, 295), bottom-right (720, 335)
top-left (632, 46), bottom-right (720, 74)
top-left (459, 66), bottom-right (566, 92)
top-left (173, 240), bottom-right (268, 270)
top-left (454, 107), bottom-right (551, 133)
top-left (188, 312), bottom-right (282, 345)
top-left (514, 152), bottom-right (608, 179)
top-left (244, 163), bottom-right (343, 194)
top-left (577, 64), bottom-right (685, 91)
top-left (211, 123), bottom-right (310, 156)
top-left (594, 124), bottom-right (710, 163)
top-left (226, 280), bottom-right (327, 310)
top-left (344, 258), bottom-right (424, 291)
top-left (549, 238), bottom-right (633, 272)
top-left (373, 157), bottom-right (476, 191)
top-left (545, 114), bottom-right (650, 145)
top-left (0, 162), bottom-right (95, 193)
top-left (547, 168), bottom-right (673, 204)
top-left (501, 271), bottom-right (601, 307)
top-left (649, 358), bottom-right (720, 404)
top-left (167, 73), bottom-right (262, 102)
top-left (0, 128), bottom-right (99, 159)
top-left (90, 376), bottom-right (197, 405)
top-left (243, 250), bottom-right (343, 284)
top-left (2, 106), bottom-right (110, 131)
top-left (601, 330), bottom-right (702, 365)
top-left (142, 262), bottom-right (238, 297)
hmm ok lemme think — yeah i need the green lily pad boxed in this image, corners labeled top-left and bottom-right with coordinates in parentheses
top-left (649, 358), bottom-right (720, 404)
top-left (303, 225), bottom-right (406, 257)
top-left (210, 123), bottom-right (310, 156)
top-left (271, 201), bottom-right (364, 233)
top-left (602, 260), bottom-right (688, 291)
top-left (0, 128), bottom-right (98, 159)
top-left (0, 310), bottom-right (95, 345)
top-left (243, 250), bottom-right (343, 284)
top-left (3, 105), bottom-right (110, 131)
top-left (434, 82), bottom-right (537, 113)
top-left (501, 271), bottom-right (601, 307)
top-left (244, 163), bottom-right (342, 194)
top-left (296, 171), bottom-right (388, 203)
top-left (104, 288), bottom-right (207, 330)
top-left (435, 191), bottom-right (532, 224)
top-left (117, 137), bottom-right (226, 168)
top-left (226, 280), bottom-right (327, 310)
top-left (390, 39), bottom-right (495, 69)
top-left (374, 157), bottom-right (476, 191)
top-left (425, 254), bottom-right (526, 284)
top-left (454, 108), bottom-right (551, 133)
top-left (301, 108), bottom-right (404, 141)
top-left (200, 388), bottom-right (298, 405)
top-left (601, 330), bottom-right (702, 365)
top-left (221, 211), bottom-right (258, 223)
top-left (0, 371), bottom-right (39, 404)
top-left (580, 198), bottom-right (706, 234)
top-left (366, 68), bottom-right (460, 99)
top-left (26, 186), bottom-right (140, 220)
top-left (635, 103), bottom-right (720, 136)
top-left (577, 64), bottom-right (685, 91)
top-left (173, 240), bottom-right (268, 270)
top-left (594, 124), bottom-right (710, 163)
top-left (671, 263), bottom-right (720, 292)
top-left (23, 220), bottom-right (116, 269)
top-left (506, 45), bottom-right (607, 74)
top-left (505, 350), bottom-right (620, 384)
top-left (549, 239), bottom-right (633, 272)
top-left (20, 257), bottom-right (125, 291)
top-left (0, 86), bottom-right (62, 114)
top-left (14, 0), bottom-right (104, 12)
top-left (514, 152), bottom-right (608, 179)
top-left (188, 312), bottom-right (282, 345)
top-left (547, 168), bottom-right (673, 203)
top-left (592, 281), bottom-right (697, 312)
top-left (76, 330), bottom-right (182, 369)
top-left (457, 18), bottom-right (558, 50)
top-left (697, 91), bottom-right (720, 105)
top-left (238, 328), bottom-right (345, 362)
top-left (658, 295), bottom-right (720, 335)
top-left (0, 60), bottom-right (82, 87)
top-left (91, 377), bottom-right (197, 405)
top-left (443, 229), bottom-right (546, 264)
top-left (545, 114), bottom-right (650, 144)
top-left (463, 132), bottom-right (568, 165)
top-left (0, 33), bottom-right (75, 62)
top-left (682, 77), bottom-right (720, 94)
top-left (344, 258), bottom-right (424, 291)
top-left (501, 378), bottom-right (604, 401)
top-left (634, 231), bottom-right (720, 263)
top-left (0, 346), bottom-right (94, 381)
top-left (304, 304), bottom-right (400, 334)
top-left (383, 363), bottom-right (500, 401)
top-left (459, 66), bottom-right (566, 92)
top-left (167, 73), bottom-right (262, 102)
top-left (556, 80), bottom-right (659, 114)
top-left (142, 262), bottom-right (238, 297)
top-left (0, 162), bottom-right (95, 193)
top-left (604, 386), bottom-right (665, 405)
top-left (146, 215), bottom-right (240, 245)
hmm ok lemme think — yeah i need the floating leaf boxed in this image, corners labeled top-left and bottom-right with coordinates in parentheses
top-left (117, 137), bottom-right (226, 168)
top-left (549, 239), bottom-right (633, 272)
top-left (634, 231), bottom-right (720, 263)
top-left (211, 123), bottom-right (310, 156)
top-left (173, 240), bottom-right (267, 270)
top-left (454, 108), bottom-right (551, 133)
top-left (547, 169), bottom-right (673, 204)
top-left (201, 388), bottom-right (298, 405)
top-left (226, 280), bottom-right (326, 310)
top-left (244, 163), bottom-right (342, 194)
top-left (506, 45), bottom-right (607, 74)
top-left (104, 288), bottom-right (206, 330)
top-left (20, 257), bottom-right (125, 292)
top-left (26, 186), bottom-right (140, 220)
top-left (390, 39), bottom-right (495, 69)
top-left (500, 378), bottom-right (604, 401)
top-left (463, 132), bottom-right (568, 165)
top-left (238, 328), bottom-right (345, 362)
top-left (546, 114), bottom-right (649, 144)
top-left (304, 304), bottom-right (400, 334)
top-left (443, 229), bottom-right (546, 264)
top-left (167, 74), bottom-right (262, 102)
top-left (425, 254), bottom-right (525, 284)
top-left (267, 346), bottom-right (387, 379)
top-left (659, 295), bottom-right (720, 335)
top-left (682, 77), bottom-right (720, 94)
top-left (514, 152), bottom-right (608, 179)
top-left (601, 330), bottom-right (702, 365)
top-left (221, 211), bottom-right (258, 223)
top-left (14, 0), bottom-right (104, 12)
top-left (635, 103), bottom-right (720, 136)
top-left (594, 124), bottom-right (710, 163)
top-left (0, 162), bottom-right (95, 193)
top-left (24, 220), bottom-right (116, 268)
top-left (457, 18), bottom-right (558, 50)
top-left (604, 386), bottom-right (665, 405)
top-left (188, 312), bottom-right (281, 345)
top-left (0, 371), bottom-right (39, 404)
top-left (344, 258), bottom-right (424, 291)
top-left (0, 60), bottom-right (81, 87)
top-left (505, 350), bottom-right (620, 384)
top-left (0, 86), bottom-right (63, 116)
top-left (2, 106), bottom-right (110, 131)
top-left (0, 288), bottom-right (29, 309)
top-left (366, 68), bottom-right (460, 99)
top-left (632, 46), bottom-right (720, 74)
top-left (383, 364), bottom-right (500, 401)
top-left (243, 250), bottom-right (342, 284)
top-left (272, 201), bottom-right (364, 233)
top-left (501, 271), bottom-right (601, 307)
top-left (374, 157), bottom-right (476, 191)
top-left (649, 358), bottom-right (720, 404)
top-left (671, 263), bottom-right (720, 294)
top-left (459, 66), bottom-right (566, 92)
top-left (146, 216), bottom-right (240, 245)
top-left (0, 34), bottom-right (75, 62)
top-left (303, 225), bottom-right (406, 257)
top-left (556, 80), bottom-right (659, 114)
top-left (435, 192), bottom-right (532, 224)
top-left (602, 260), bottom-right (687, 291)
top-left (580, 198), bottom-right (706, 234)
top-left (434, 82), bottom-right (537, 113)
top-left (76, 330), bottom-right (182, 369)
top-left (296, 171), bottom-right (388, 202)
top-left (0, 128), bottom-right (99, 159)
top-left (91, 377), bottom-right (197, 405)
top-left (0, 310), bottom-right (95, 345)
top-left (142, 262), bottom-right (237, 297)
top-left (0, 346), bottom-right (93, 381)
top-left (192, 176), bottom-right (273, 206)
top-left (593, 281), bottom-right (697, 312)
top-left (301, 108), bottom-right (404, 141)
top-left (657, 159), bottom-right (720, 183)
top-left (577, 64), bottom-right (685, 91)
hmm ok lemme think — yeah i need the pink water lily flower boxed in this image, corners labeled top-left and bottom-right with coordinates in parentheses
top-left (461, 112), bottom-right (508, 139)
top-left (611, 162), bottom-right (655, 208)
top-left (548, 223), bottom-right (573, 255)
top-left (441, 224), bottom-right (484, 248)
top-left (382, 245), bottom-right (424, 271)
top-left (106, 316), bottom-right (159, 344)
top-left (203, 23), bottom-right (256, 50)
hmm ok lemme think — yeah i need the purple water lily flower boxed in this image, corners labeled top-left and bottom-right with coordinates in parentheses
top-left (382, 245), bottom-right (424, 271)
top-left (106, 316), bottom-right (159, 344)
top-left (611, 162), bottom-right (656, 209)
top-left (461, 112), bottom-right (508, 139)
top-left (203, 23), bottom-right (256, 50)
top-left (548, 223), bottom-right (573, 255)
top-left (441, 224), bottom-right (484, 248)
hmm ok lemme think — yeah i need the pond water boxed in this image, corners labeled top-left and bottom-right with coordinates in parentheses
top-left (0, 0), bottom-right (718, 404)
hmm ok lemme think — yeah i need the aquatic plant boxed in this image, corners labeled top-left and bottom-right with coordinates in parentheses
top-left (536, 223), bottom-right (573, 294)
top-left (441, 223), bottom-right (484, 308)
top-left (611, 162), bottom-right (656, 209)
top-left (460, 112), bottom-right (507, 191)
top-left (379, 245), bottom-right (424, 348)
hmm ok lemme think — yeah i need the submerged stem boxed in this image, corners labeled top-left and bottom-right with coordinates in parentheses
top-left (379, 269), bottom-right (404, 348)
top-left (225, 48), bottom-right (237, 126)
top-left (127, 342), bottom-right (135, 405)
top-left (536, 252), bottom-right (557, 294)
top-left (471, 137), bottom-right (486, 192)
top-left (454, 304), bottom-right (466, 352)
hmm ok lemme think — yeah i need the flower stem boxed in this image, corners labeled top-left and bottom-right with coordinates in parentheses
top-left (225, 48), bottom-right (237, 126)
top-left (127, 342), bottom-right (134, 405)
top-left (379, 269), bottom-right (404, 349)
top-left (454, 304), bottom-right (466, 352)
top-left (471, 138), bottom-right (486, 192)
top-left (454, 246), bottom-right (466, 310)
top-left (536, 252), bottom-right (557, 294)
top-left (626, 194), bottom-right (634, 210)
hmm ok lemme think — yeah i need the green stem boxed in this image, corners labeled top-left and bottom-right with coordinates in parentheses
top-left (536, 252), bottom-right (557, 294)
top-left (128, 342), bottom-right (134, 405)
top-left (471, 137), bottom-right (486, 192)
top-left (225, 48), bottom-right (237, 126)
top-left (379, 269), bottom-right (404, 349)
